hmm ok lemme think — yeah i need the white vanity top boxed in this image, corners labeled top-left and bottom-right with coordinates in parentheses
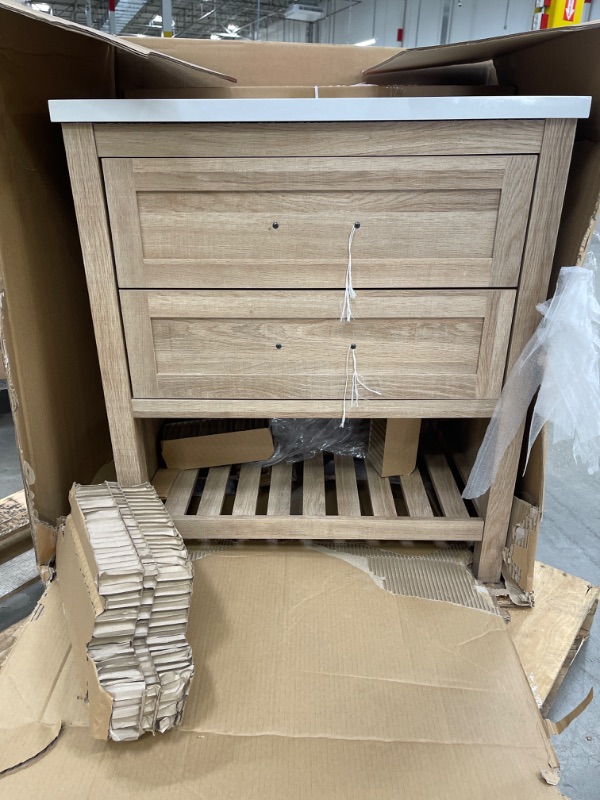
top-left (49, 96), bottom-right (591, 124)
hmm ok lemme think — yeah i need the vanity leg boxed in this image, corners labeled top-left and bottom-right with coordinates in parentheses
top-left (62, 123), bottom-right (148, 486)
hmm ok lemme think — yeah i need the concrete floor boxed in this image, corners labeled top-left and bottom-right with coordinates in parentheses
top-left (0, 393), bottom-right (599, 795)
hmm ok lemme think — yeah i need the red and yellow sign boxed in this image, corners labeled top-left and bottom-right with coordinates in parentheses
top-left (540, 0), bottom-right (584, 27)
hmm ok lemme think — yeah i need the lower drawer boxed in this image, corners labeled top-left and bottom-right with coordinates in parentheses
top-left (120, 290), bottom-right (515, 402)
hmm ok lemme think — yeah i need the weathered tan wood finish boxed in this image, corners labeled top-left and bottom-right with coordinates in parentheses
top-left (61, 124), bottom-right (148, 486)
top-left (94, 120), bottom-right (545, 158)
top-left (58, 115), bottom-right (579, 580)
top-left (475, 118), bottom-right (578, 582)
top-left (120, 289), bottom-right (515, 402)
top-left (174, 516), bottom-right (483, 540)
top-left (131, 398), bottom-right (499, 418)
top-left (104, 155), bottom-right (535, 290)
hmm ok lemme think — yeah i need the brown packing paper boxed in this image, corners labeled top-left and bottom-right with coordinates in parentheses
top-left (1, 544), bottom-right (585, 798)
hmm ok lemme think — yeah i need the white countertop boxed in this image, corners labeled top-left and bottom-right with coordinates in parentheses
top-left (48, 96), bottom-right (591, 123)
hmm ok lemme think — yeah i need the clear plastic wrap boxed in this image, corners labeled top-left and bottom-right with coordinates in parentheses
top-left (463, 262), bottom-right (600, 499)
top-left (261, 418), bottom-right (370, 466)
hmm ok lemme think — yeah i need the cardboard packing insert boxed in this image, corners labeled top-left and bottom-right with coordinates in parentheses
top-left (1, 536), bottom-right (593, 797)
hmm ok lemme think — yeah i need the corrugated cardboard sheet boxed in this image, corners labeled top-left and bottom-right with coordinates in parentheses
top-left (0, 545), bottom-right (568, 797)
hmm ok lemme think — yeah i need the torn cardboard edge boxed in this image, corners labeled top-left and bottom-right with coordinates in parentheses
top-left (0, 544), bottom-right (593, 797)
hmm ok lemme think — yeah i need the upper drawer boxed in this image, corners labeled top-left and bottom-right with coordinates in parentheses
top-left (103, 156), bottom-right (536, 290)
top-left (120, 289), bottom-right (515, 403)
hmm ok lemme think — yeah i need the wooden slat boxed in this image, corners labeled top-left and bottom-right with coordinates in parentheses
top-left (232, 464), bottom-right (262, 516)
top-left (476, 119), bottom-right (577, 582)
top-left (164, 469), bottom-right (198, 516)
top-left (61, 124), bottom-right (147, 486)
top-left (267, 462), bottom-right (293, 516)
top-left (334, 455), bottom-right (361, 516)
top-left (424, 451), bottom-right (470, 519)
top-left (174, 515), bottom-right (484, 540)
top-left (94, 120), bottom-right (544, 158)
top-left (400, 470), bottom-right (434, 517)
top-left (132, 398), bottom-right (498, 418)
top-left (151, 468), bottom-right (179, 501)
top-left (303, 454), bottom-right (325, 516)
top-left (365, 461), bottom-right (397, 517)
top-left (196, 466), bottom-right (230, 517)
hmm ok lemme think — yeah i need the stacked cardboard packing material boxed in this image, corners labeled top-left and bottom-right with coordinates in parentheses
top-left (67, 482), bottom-right (194, 741)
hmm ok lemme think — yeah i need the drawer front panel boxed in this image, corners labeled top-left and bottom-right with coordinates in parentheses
top-left (105, 156), bottom-right (536, 290)
top-left (121, 290), bottom-right (515, 402)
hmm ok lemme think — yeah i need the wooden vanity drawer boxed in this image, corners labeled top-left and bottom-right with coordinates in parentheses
top-left (104, 156), bottom-right (536, 290)
top-left (120, 289), bottom-right (515, 403)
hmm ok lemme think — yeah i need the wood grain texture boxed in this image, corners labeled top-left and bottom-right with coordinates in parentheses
top-left (119, 291), bottom-right (158, 397)
top-left (121, 289), bottom-right (513, 402)
top-left (508, 561), bottom-right (599, 714)
top-left (492, 156), bottom-right (537, 286)
top-left (425, 452), bottom-right (470, 519)
top-left (475, 119), bottom-right (578, 583)
top-left (400, 471), bottom-right (434, 517)
top-left (105, 153), bottom-right (532, 290)
top-left (267, 462), bottom-right (293, 516)
top-left (94, 120), bottom-right (544, 158)
top-left (303, 453), bottom-right (325, 516)
top-left (196, 466), bottom-right (230, 516)
top-left (232, 464), bottom-right (262, 516)
top-left (102, 159), bottom-right (145, 286)
top-left (61, 124), bottom-right (147, 486)
top-left (365, 461), bottom-right (397, 517)
top-left (127, 155), bottom-right (510, 190)
top-left (334, 455), bottom-right (361, 517)
top-left (174, 515), bottom-right (484, 540)
top-left (164, 469), bottom-right (198, 516)
top-left (132, 398), bottom-right (499, 418)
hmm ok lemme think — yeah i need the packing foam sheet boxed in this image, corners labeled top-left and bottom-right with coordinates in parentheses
top-left (464, 266), bottom-right (600, 499)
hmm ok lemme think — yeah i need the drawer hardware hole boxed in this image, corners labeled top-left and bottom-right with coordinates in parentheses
top-left (272, 222), bottom-right (279, 229)
top-left (275, 343), bottom-right (283, 349)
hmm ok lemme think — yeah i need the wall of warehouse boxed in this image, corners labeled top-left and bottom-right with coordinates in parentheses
top-left (263, 0), bottom-right (600, 46)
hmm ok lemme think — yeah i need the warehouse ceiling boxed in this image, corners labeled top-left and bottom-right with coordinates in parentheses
top-left (24, 0), bottom-right (314, 38)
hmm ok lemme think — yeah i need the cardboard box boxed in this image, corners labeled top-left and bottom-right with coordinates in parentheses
top-left (161, 420), bottom-right (274, 470)
top-left (367, 419), bottom-right (421, 477)
top-left (1, 542), bottom-right (592, 795)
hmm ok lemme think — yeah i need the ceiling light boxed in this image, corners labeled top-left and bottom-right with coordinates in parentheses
top-left (226, 23), bottom-right (240, 32)
top-left (32, 2), bottom-right (52, 12)
top-left (150, 13), bottom-right (162, 27)
top-left (355, 38), bottom-right (376, 46)
top-left (210, 33), bottom-right (221, 39)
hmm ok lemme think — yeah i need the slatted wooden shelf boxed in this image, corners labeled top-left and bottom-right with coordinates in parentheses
top-left (158, 444), bottom-right (482, 542)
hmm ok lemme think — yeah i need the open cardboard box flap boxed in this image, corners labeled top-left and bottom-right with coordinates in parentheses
top-left (1, 543), bottom-right (588, 796)
top-left (0, 0), bottom-right (598, 596)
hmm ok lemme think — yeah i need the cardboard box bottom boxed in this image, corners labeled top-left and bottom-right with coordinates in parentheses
top-left (0, 546), bottom-right (566, 798)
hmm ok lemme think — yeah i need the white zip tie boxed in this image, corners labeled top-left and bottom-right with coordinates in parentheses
top-left (341, 345), bottom-right (381, 427)
top-left (340, 224), bottom-right (358, 322)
